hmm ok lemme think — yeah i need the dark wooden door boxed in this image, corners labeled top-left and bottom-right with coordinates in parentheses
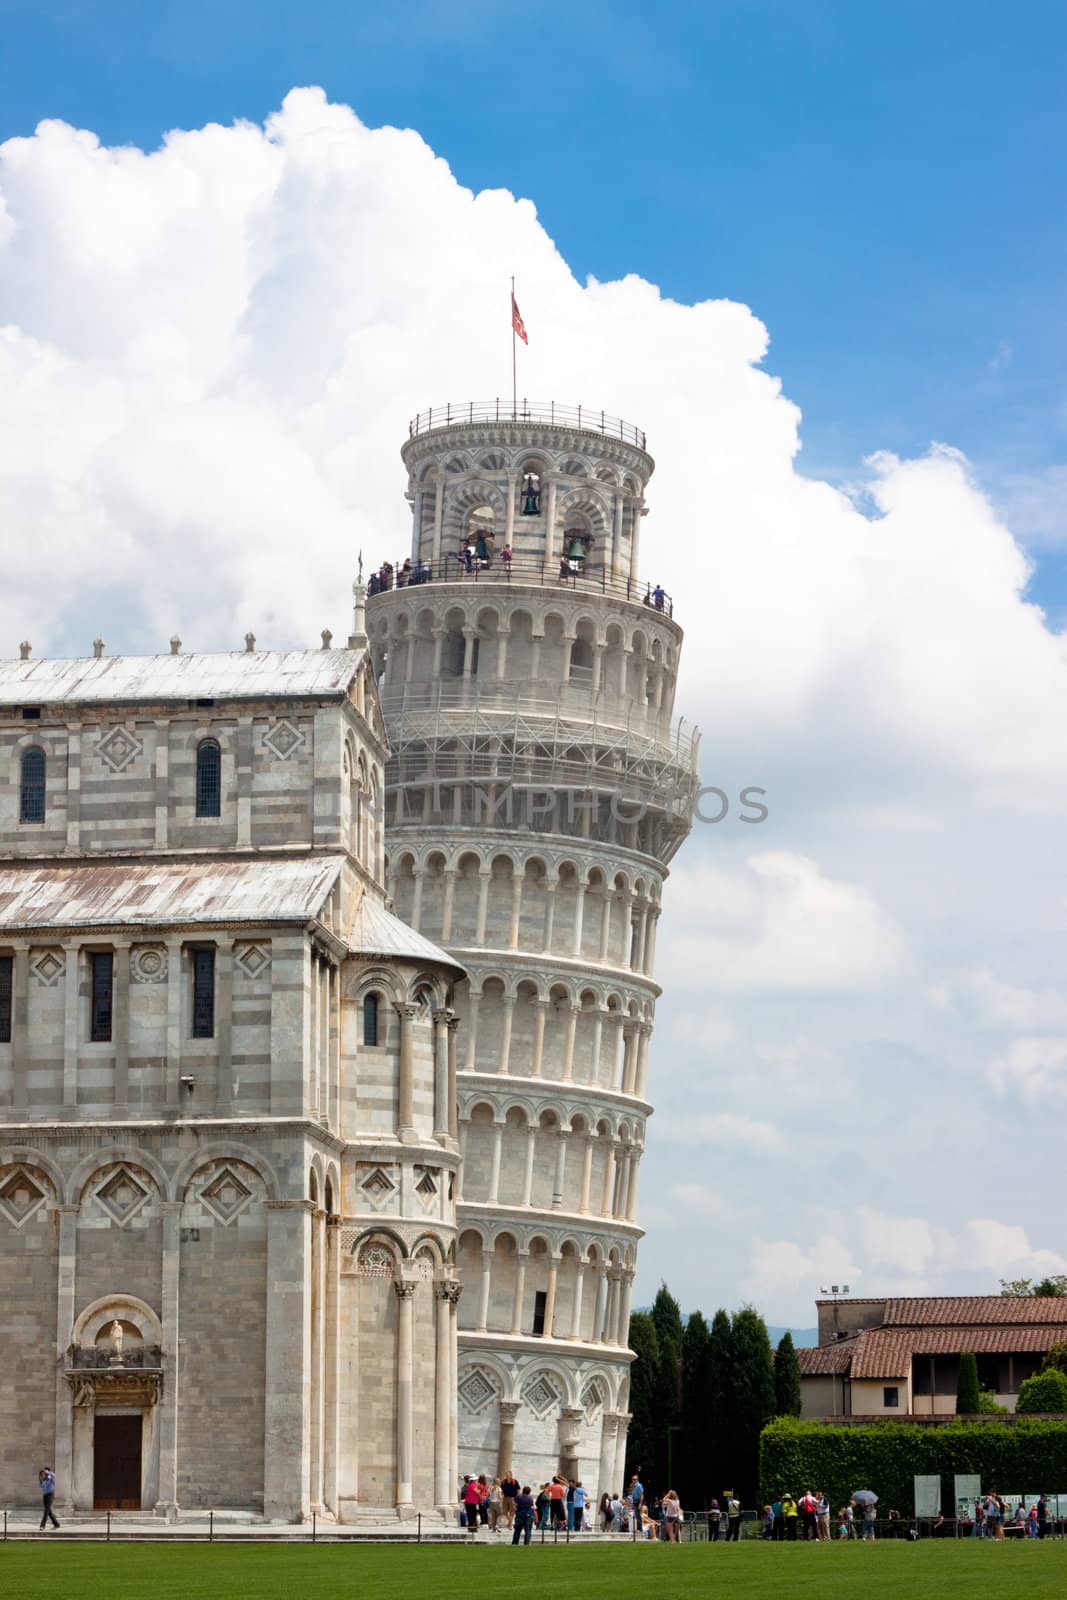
top-left (93, 1414), bottom-right (142, 1509)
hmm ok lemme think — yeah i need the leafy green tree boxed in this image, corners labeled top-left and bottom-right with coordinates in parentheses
top-left (1035, 1277), bottom-right (1067, 1297)
top-left (626, 1312), bottom-right (660, 1492)
top-left (774, 1331), bottom-right (802, 1418)
top-left (1042, 1341), bottom-right (1067, 1375)
top-left (956, 1351), bottom-right (981, 1414)
top-left (1016, 1368), bottom-right (1067, 1414)
top-left (725, 1306), bottom-right (776, 1504)
top-left (680, 1309), bottom-right (712, 1505)
top-left (1000, 1276), bottom-right (1067, 1297)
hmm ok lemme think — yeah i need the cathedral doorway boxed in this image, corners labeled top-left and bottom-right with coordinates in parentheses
top-left (93, 1414), bottom-right (142, 1509)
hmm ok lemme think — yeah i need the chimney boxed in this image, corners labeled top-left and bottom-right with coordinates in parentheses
top-left (170, 635), bottom-right (182, 655)
top-left (92, 638), bottom-right (105, 659)
top-left (18, 641), bottom-right (31, 660)
top-left (244, 632), bottom-right (256, 653)
top-left (321, 629), bottom-right (333, 650)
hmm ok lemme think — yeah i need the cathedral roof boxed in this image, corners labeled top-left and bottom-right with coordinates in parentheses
top-left (0, 854), bottom-right (345, 929)
top-left (350, 893), bottom-right (464, 973)
top-left (0, 648), bottom-right (366, 707)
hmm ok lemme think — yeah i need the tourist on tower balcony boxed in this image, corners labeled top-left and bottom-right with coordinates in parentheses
top-left (501, 543), bottom-right (513, 569)
top-left (652, 583), bottom-right (666, 610)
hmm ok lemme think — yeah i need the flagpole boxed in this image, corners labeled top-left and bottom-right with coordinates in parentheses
top-left (511, 275), bottom-right (517, 419)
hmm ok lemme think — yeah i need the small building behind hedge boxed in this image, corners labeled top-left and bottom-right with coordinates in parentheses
top-left (797, 1294), bottom-right (1067, 1418)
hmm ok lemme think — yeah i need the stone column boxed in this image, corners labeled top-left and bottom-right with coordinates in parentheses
top-left (613, 1411), bottom-right (632, 1493)
top-left (264, 1199), bottom-right (313, 1521)
top-left (164, 936), bottom-right (183, 1109)
top-left (559, 1406), bottom-right (584, 1483)
top-left (541, 883), bottom-right (556, 951)
top-left (589, 1008), bottom-right (604, 1086)
top-left (569, 1257), bottom-right (585, 1340)
top-left (530, 632), bottom-right (543, 681)
top-left (629, 496), bottom-right (642, 581)
top-left (551, 1129), bottom-right (567, 1208)
top-left (645, 910), bottom-right (660, 975)
top-left (495, 629), bottom-right (510, 681)
top-left (508, 870), bottom-right (523, 948)
top-left (66, 723), bottom-right (82, 851)
top-left (410, 870), bottom-right (425, 933)
top-left (461, 627), bottom-right (477, 680)
top-left (599, 1141), bottom-right (617, 1216)
top-left (53, 1204), bottom-right (78, 1513)
top-left (464, 989), bottom-right (480, 1072)
top-left (447, 1014), bottom-right (459, 1138)
top-left (395, 1277), bottom-right (417, 1511)
top-left (432, 476), bottom-right (444, 568)
top-left (309, 1207), bottom-right (326, 1512)
top-left (434, 1282), bottom-right (453, 1508)
top-left (607, 1270), bottom-right (623, 1344)
top-left (446, 1281), bottom-right (462, 1493)
top-left (477, 1246), bottom-right (493, 1332)
top-left (598, 892), bottom-right (612, 962)
top-left (433, 1008), bottom-right (450, 1142)
top-left (497, 1399), bottom-right (521, 1477)
top-left (591, 1260), bottom-right (608, 1344)
top-left (544, 1257), bottom-right (559, 1338)
top-left (323, 1217), bottom-right (341, 1514)
top-left (634, 902), bottom-right (649, 972)
top-left (598, 1411), bottom-right (620, 1500)
top-left (440, 870), bottom-right (457, 943)
top-left (621, 1025), bottom-right (636, 1094)
top-left (618, 1271), bottom-right (634, 1348)
top-left (635, 1025), bottom-right (651, 1098)
top-left (498, 994), bottom-right (514, 1075)
top-left (475, 870), bottom-right (491, 943)
top-left (530, 999), bottom-right (547, 1078)
top-left (625, 1150), bottom-right (641, 1220)
top-left (154, 1200), bottom-right (182, 1518)
top-left (510, 1252), bottom-right (528, 1334)
top-left (62, 941), bottom-right (80, 1110)
top-left (487, 1120), bottom-right (504, 1205)
top-left (395, 1002), bottom-right (418, 1140)
top-left (504, 473), bottom-right (517, 543)
top-left (214, 940), bottom-right (235, 1114)
top-left (431, 628), bottom-right (445, 678)
top-left (111, 938), bottom-right (130, 1117)
top-left (521, 1125), bottom-right (537, 1206)
top-left (411, 487), bottom-right (423, 560)
top-left (561, 1002), bottom-right (579, 1082)
top-left (578, 1134), bottom-right (594, 1213)
top-left (611, 492), bottom-right (624, 578)
top-left (571, 883), bottom-right (586, 957)
top-left (544, 475), bottom-right (558, 565)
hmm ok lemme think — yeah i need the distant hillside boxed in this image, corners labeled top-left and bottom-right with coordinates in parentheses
top-left (768, 1326), bottom-right (818, 1348)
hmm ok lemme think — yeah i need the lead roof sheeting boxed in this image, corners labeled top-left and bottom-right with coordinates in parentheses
top-left (0, 649), bottom-right (366, 707)
top-left (351, 893), bottom-right (464, 973)
top-left (0, 856), bottom-right (345, 929)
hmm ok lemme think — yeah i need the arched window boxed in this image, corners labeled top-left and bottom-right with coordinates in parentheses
top-left (195, 739), bottom-right (221, 818)
top-left (363, 992), bottom-right (380, 1047)
top-left (19, 747), bottom-right (45, 824)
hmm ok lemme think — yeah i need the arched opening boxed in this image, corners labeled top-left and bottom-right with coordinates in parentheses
top-left (363, 992), bottom-right (381, 1047)
top-left (195, 739), bottom-right (221, 818)
top-left (19, 747), bottom-right (45, 824)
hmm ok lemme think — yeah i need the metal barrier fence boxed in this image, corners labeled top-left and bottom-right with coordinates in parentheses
top-left (366, 552), bottom-right (674, 618)
top-left (408, 400), bottom-right (648, 451)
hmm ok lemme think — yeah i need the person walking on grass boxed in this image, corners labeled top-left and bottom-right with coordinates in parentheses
top-left (816, 1491), bottom-right (831, 1541)
top-left (512, 1486), bottom-right (535, 1546)
top-left (726, 1491), bottom-right (742, 1541)
top-left (38, 1468), bottom-right (59, 1531)
top-left (662, 1489), bottom-right (682, 1541)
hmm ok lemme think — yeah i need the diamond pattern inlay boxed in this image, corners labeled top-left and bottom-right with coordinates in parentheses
top-left (95, 1166), bottom-right (151, 1228)
top-left (31, 949), bottom-right (65, 987)
top-left (200, 1166), bottom-right (253, 1226)
top-left (522, 1375), bottom-right (560, 1417)
top-left (458, 1369), bottom-right (496, 1412)
top-left (261, 720), bottom-right (306, 761)
top-left (0, 1169), bottom-right (46, 1228)
top-left (97, 725), bottom-right (144, 773)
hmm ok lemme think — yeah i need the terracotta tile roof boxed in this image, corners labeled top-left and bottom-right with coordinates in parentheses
top-left (849, 1324), bottom-right (1067, 1379)
top-left (797, 1339), bottom-right (858, 1376)
top-left (883, 1296), bottom-right (1067, 1327)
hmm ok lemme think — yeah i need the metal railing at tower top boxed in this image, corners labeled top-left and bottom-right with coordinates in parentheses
top-left (407, 400), bottom-right (647, 451)
top-left (365, 553), bottom-right (674, 619)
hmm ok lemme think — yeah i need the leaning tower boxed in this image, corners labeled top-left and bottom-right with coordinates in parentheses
top-left (367, 399), bottom-right (697, 1499)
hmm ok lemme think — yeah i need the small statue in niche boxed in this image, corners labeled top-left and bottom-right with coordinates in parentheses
top-left (520, 473), bottom-right (541, 515)
top-left (109, 1319), bottom-right (125, 1367)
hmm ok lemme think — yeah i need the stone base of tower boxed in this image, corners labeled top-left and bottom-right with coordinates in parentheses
top-left (456, 1334), bottom-right (632, 1502)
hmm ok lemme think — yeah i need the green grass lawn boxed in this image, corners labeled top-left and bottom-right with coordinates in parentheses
top-left (2, 1540), bottom-right (1066, 1600)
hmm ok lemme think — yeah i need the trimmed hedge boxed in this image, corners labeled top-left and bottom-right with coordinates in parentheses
top-left (760, 1417), bottom-right (1067, 1512)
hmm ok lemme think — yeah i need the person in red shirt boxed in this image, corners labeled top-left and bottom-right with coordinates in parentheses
top-left (548, 1476), bottom-right (567, 1527)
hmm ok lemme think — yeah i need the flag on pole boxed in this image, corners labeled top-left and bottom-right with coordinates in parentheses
top-left (511, 292), bottom-right (528, 345)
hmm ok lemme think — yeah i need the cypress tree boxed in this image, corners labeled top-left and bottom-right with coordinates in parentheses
top-left (956, 1351), bottom-right (981, 1414)
top-left (625, 1312), bottom-right (660, 1492)
top-left (725, 1307), bottom-right (776, 1505)
top-left (706, 1307), bottom-right (733, 1503)
top-left (680, 1309), bottom-right (712, 1506)
top-left (650, 1284), bottom-right (684, 1489)
top-left (774, 1331), bottom-right (802, 1418)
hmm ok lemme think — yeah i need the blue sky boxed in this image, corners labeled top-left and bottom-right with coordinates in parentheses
top-left (2, 0), bottom-right (1065, 605)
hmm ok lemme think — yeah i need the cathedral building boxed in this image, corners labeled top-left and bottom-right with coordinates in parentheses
top-left (369, 400), bottom-right (696, 1494)
top-left (0, 639), bottom-right (463, 1520)
top-left (0, 398), bottom-right (694, 1521)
